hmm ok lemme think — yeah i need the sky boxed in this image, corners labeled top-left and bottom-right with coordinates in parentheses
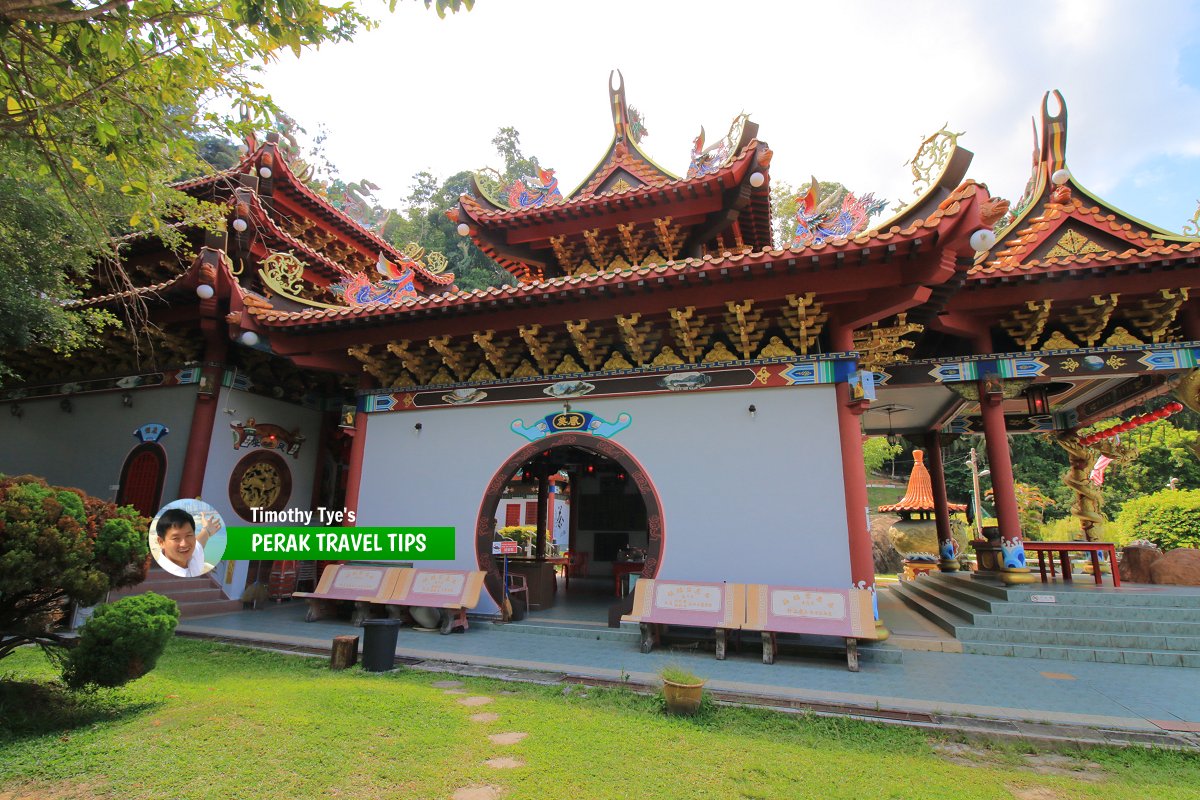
top-left (256, 0), bottom-right (1200, 235)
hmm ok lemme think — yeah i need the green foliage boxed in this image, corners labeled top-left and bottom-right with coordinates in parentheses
top-left (1115, 488), bottom-right (1200, 551)
top-left (382, 127), bottom-right (546, 292)
top-left (0, 474), bottom-right (149, 664)
top-left (60, 593), bottom-right (179, 690)
top-left (659, 664), bottom-right (703, 685)
top-left (863, 437), bottom-right (902, 475)
top-left (1096, 420), bottom-right (1200, 509)
top-left (986, 482), bottom-right (1055, 540)
top-left (0, 0), bottom-right (469, 368)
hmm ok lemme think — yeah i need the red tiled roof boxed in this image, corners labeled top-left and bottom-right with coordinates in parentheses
top-left (969, 196), bottom-right (1199, 278)
top-left (878, 450), bottom-right (967, 513)
top-left (248, 181), bottom-right (984, 330)
top-left (460, 141), bottom-right (761, 225)
top-left (263, 146), bottom-right (455, 289)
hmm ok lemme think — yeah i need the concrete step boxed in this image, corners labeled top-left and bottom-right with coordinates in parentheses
top-left (897, 579), bottom-right (980, 625)
top-left (984, 601), bottom-right (1200, 623)
top-left (971, 613), bottom-right (1200, 637)
top-left (492, 621), bottom-right (639, 643)
top-left (961, 641), bottom-right (1200, 668)
top-left (888, 582), bottom-right (971, 636)
top-left (957, 626), bottom-right (1200, 652)
top-left (911, 573), bottom-right (996, 611)
top-left (920, 572), bottom-right (1010, 600)
top-left (177, 599), bottom-right (243, 619)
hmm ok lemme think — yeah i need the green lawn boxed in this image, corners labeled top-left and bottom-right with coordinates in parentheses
top-left (2, 640), bottom-right (1199, 799)
top-left (868, 485), bottom-right (906, 508)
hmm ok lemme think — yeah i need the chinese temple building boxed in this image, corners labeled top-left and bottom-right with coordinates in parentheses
top-left (3, 79), bottom-right (1200, 640)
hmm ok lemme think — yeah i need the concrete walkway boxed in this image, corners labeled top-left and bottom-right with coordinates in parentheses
top-left (177, 601), bottom-right (1200, 749)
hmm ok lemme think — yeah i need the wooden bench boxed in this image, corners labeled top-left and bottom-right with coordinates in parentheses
top-left (623, 579), bottom-right (745, 660)
top-left (742, 584), bottom-right (878, 672)
top-left (622, 579), bottom-right (878, 671)
top-left (380, 568), bottom-right (486, 634)
top-left (292, 565), bottom-right (400, 626)
top-left (293, 565), bottom-right (486, 633)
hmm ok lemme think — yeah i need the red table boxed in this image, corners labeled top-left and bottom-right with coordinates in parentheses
top-left (612, 561), bottom-right (645, 597)
top-left (1023, 541), bottom-right (1120, 587)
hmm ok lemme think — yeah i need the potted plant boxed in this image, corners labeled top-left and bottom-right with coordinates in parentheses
top-left (659, 664), bottom-right (705, 716)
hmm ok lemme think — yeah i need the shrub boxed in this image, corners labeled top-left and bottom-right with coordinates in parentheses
top-left (0, 474), bottom-right (156, 685)
top-left (61, 593), bottom-right (179, 690)
top-left (1115, 489), bottom-right (1200, 551)
top-left (498, 525), bottom-right (536, 548)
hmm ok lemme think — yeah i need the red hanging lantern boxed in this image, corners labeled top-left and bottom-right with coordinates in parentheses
top-left (1169, 401), bottom-right (1184, 413)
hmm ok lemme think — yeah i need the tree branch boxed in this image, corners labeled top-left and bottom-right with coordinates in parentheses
top-left (0, 0), bottom-right (129, 22)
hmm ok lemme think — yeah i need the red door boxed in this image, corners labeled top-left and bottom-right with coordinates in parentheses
top-left (117, 444), bottom-right (166, 517)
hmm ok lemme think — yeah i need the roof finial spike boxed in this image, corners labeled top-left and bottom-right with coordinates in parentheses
top-left (610, 69), bottom-right (628, 142)
top-left (1040, 89), bottom-right (1068, 175)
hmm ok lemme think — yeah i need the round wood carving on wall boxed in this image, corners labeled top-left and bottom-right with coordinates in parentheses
top-left (228, 450), bottom-right (292, 521)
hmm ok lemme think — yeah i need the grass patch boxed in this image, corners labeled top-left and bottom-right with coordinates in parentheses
top-left (868, 485), bottom-right (905, 508)
top-left (2, 639), bottom-right (1199, 799)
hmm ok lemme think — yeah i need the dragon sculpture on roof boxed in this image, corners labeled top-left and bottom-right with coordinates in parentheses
top-left (686, 112), bottom-right (750, 179)
top-left (791, 178), bottom-right (888, 248)
top-left (503, 168), bottom-right (563, 209)
top-left (331, 252), bottom-right (418, 307)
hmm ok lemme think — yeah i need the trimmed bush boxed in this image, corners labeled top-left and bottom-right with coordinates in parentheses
top-left (61, 593), bottom-right (179, 690)
top-left (1115, 489), bottom-right (1200, 551)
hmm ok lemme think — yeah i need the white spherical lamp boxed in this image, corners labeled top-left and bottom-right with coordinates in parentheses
top-left (749, 171), bottom-right (765, 188)
top-left (258, 166), bottom-right (272, 179)
top-left (240, 331), bottom-right (259, 346)
top-left (232, 218), bottom-right (248, 233)
top-left (1051, 168), bottom-right (1070, 186)
top-left (456, 223), bottom-right (470, 237)
top-left (195, 284), bottom-right (215, 299)
top-left (969, 228), bottom-right (997, 251)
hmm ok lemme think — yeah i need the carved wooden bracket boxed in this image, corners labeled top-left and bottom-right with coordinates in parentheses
top-left (473, 329), bottom-right (519, 378)
top-left (616, 313), bottom-right (655, 366)
top-left (668, 306), bottom-right (712, 364)
top-left (1126, 288), bottom-right (1189, 343)
top-left (1062, 293), bottom-right (1119, 347)
top-left (518, 324), bottom-right (557, 374)
top-left (1000, 299), bottom-right (1053, 351)
top-left (386, 340), bottom-right (433, 385)
top-left (429, 335), bottom-right (475, 381)
top-left (653, 216), bottom-right (682, 261)
top-left (723, 300), bottom-right (765, 360)
top-left (779, 293), bottom-right (827, 355)
top-left (566, 319), bottom-right (607, 371)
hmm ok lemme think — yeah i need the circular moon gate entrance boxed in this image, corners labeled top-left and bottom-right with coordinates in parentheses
top-left (474, 433), bottom-right (665, 607)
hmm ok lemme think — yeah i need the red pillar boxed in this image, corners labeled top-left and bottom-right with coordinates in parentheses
top-left (923, 431), bottom-right (957, 571)
top-left (977, 384), bottom-right (1034, 584)
top-left (342, 379), bottom-right (372, 519)
top-left (178, 342), bottom-right (226, 499)
top-left (831, 324), bottom-right (888, 637)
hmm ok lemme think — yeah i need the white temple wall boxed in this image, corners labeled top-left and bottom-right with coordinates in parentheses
top-left (357, 385), bottom-right (852, 615)
top-left (0, 385), bottom-right (197, 502)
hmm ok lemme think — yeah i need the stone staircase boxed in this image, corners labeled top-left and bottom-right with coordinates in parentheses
top-left (112, 565), bottom-right (241, 619)
top-left (891, 571), bottom-right (1200, 668)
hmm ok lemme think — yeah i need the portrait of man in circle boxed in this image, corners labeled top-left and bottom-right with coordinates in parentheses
top-left (150, 504), bottom-right (221, 577)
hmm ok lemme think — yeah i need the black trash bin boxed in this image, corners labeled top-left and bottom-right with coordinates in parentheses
top-left (360, 619), bottom-right (402, 672)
